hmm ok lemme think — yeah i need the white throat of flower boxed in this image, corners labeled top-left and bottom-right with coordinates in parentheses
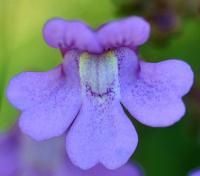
top-left (79, 51), bottom-right (120, 105)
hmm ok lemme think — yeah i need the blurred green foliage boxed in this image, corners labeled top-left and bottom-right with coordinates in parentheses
top-left (0, 0), bottom-right (200, 176)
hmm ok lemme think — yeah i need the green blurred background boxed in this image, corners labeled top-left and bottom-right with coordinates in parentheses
top-left (0, 0), bottom-right (200, 175)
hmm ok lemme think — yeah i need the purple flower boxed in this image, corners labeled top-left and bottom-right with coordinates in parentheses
top-left (0, 128), bottom-right (144, 176)
top-left (7, 16), bottom-right (194, 169)
top-left (189, 168), bottom-right (200, 176)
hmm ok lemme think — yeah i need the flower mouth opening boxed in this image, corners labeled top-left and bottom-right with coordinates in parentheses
top-left (60, 47), bottom-right (116, 57)
top-left (60, 45), bottom-right (140, 57)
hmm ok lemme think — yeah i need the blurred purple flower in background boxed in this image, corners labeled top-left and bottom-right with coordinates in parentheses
top-left (0, 129), bottom-right (20, 176)
top-left (188, 168), bottom-right (200, 176)
top-left (0, 128), bottom-right (144, 176)
top-left (0, 128), bottom-right (65, 176)
top-left (7, 16), bottom-right (194, 169)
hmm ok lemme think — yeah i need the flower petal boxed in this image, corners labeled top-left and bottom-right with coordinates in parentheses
top-left (43, 17), bottom-right (150, 54)
top-left (43, 18), bottom-right (102, 54)
top-left (66, 100), bottom-right (138, 170)
top-left (117, 48), bottom-right (194, 127)
top-left (66, 51), bottom-right (138, 169)
top-left (97, 16), bottom-right (150, 50)
top-left (7, 66), bottom-right (62, 110)
top-left (7, 51), bottom-right (82, 140)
